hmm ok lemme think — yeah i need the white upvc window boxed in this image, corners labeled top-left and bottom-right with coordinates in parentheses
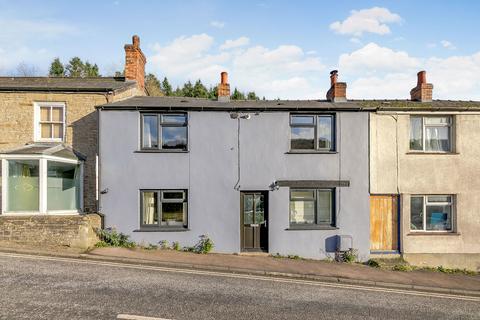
top-left (410, 195), bottom-right (454, 232)
top-left (1, 156), bottom-right (83, 215)
top-left (409, 116), bottom-right (453, 152)
top-left (34, 102), bottom-right (66, 142)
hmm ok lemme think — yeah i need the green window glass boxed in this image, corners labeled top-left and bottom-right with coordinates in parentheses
top-left (7, 160), bottom-right (40, 212)
top-left (47, 161), bottom-right (81, 211)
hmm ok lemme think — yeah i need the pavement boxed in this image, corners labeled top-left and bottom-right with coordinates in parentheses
top-left (0, 251), bottom-right (479, 320)
top-left (0, 244), bottom-right (478, 297)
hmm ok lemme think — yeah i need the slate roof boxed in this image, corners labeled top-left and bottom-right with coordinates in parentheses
top-left (98, 96), bottom-right (480, 112)
top-left (0, 143), bottom-right (86, 161)
top-left (0, 77), bottom-right (136, 92)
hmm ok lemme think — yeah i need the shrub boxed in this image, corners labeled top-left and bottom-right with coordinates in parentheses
top-left (95, 228), bottom-right (136, 248)
top-left (192, 234), bottom-right (214, 254)
top-left (366, 259), bottom-right (381, 268)
top-left (342, 249), bottom-right (358, 263)
top-left (159, 240), bottom-right (169, 249)
top-left (172, 241), bottom-right (181, 251)
top-left (392, 264), bottom-right (413, 272)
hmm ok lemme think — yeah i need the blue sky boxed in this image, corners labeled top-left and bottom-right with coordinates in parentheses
top-left (1, 0), bottom-right (480, 99)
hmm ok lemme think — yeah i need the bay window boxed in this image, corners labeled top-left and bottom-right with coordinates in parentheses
top-left (1, 151), bottom-right (82, 215)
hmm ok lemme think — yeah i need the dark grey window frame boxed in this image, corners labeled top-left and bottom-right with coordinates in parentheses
top-left (139, 189), bottom-right (188, 231)
top-left (140, 113), bottom-right (188, 151)
top-left (289, 188), bottom-right (336, 229)
top-left (289, 114), bottom-right (336, 151)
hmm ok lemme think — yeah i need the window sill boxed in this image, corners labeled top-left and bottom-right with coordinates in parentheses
top-left (286, 226), bottom-right (338, 231)
top-left (134, 150), bottom-right (189, 153)
top-left (133, 228), bottom-right (190, 232)
top-left (407, 232), bottom-right (460, 236)
top-left (406, 152), bottom-right (459, 155)
top-left (286, 150), bottom-right (337, 154)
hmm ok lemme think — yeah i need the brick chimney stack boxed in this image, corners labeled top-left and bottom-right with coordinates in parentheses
top-left (217, 71), bottom-right (230, 102)
top-left (124, 35), bottom-right (146, 92)
top-left (410, 70), bottom-right (433, 102)
top-left (326, 70), bottom-right (347, 102)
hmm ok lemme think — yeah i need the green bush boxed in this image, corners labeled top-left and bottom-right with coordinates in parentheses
top-left (192, 235), bottom-right (214, 254)
top-left (366, 259), bottom-right (381, 268)
top-left (159, 240), bottom-right (169, 249)
top-left (343, 249), bottom-right (358, 263)
top-left (392, 264), bottom-right (413, 272)
top-left (172, 241), bottom-right (181, 251)
top-left (95, 228), bottom-right (136, 248)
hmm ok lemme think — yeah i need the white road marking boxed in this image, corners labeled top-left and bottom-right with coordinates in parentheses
top-left (0, 251), bottom-right (479, 302)
top-left (117, 314), bottom-right (172, 320)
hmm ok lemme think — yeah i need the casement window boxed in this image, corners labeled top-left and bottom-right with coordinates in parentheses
top-left (289, 189), bottom-right (335, 227)
top-left (290, 115), bottom-right (335, 151)
top-left (141, 190), bottom-right (188, 229)
top-left (34, 102), bottom-right (65, 142)
top-left (141, 114), bottom-right (188, 151)
top-left (2, 158), bottom-right (82, 214)
top-left (410, 116), bottom-right (452, 152)
top-left (410, 195), bottom-right (454, 232)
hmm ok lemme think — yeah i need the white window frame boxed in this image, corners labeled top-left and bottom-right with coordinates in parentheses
top-left (410, 195), bottom-right (454, 232)
top-left (34, 102), bottom-right (66, 142)
top-left (0, 155), bottom-right (83, 215)
top-left (409, 115), bottom-right (453, 153)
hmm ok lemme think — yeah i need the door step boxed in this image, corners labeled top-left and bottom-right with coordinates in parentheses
top-left (370, 251), bottom-right (401, 259)
top-left (237, 251), bottom-right (269, 257)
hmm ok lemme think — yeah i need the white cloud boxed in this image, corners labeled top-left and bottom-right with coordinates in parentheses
top-left (330, 7), bottom-right (401, 36)
top-left (148, 34), bottom-right (325, 99)
top-left (220, 37), bottom-right (250, 50)
top-left (440, 40), bottom-right (456, 50)
top-left (339, 42), bottom-right (419, 74)
top-left (339, 42), bottom-right (480, 100)
top-left (210, 21), bottom-right (225, 29)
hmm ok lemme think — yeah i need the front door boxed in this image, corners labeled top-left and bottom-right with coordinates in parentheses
top-left (370, 195), bottom-right (399, 252)
top-left (241, 192), bottom-right (268, 252)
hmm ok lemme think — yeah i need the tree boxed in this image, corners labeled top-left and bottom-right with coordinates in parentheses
top-left (114, 70), bottom-right (124, 77)
top-left (65, 57), bottom-right (85, 77)
top-left (49, 58), bottom-right (65, 77)
top-left (173, 86), bottom-right (183, 96)
top-left (182, 81), bottom-right (194, 97)
top-left (84, 62), bottom-right (99, 77)
top-left (247, 91), bottom-right (259, 100)
top-left (161, 77), bottom-right (173, 96)
top-left (230, 88), bottom-right (245, 100)
top-left (15, 62), bottom-right (39, 76)
top-left (193, 79), bottom-right (208, 98)
top-left (208, 86), bottom-right (218, 100)
top-left (145, 73), bottom-right (163, 96)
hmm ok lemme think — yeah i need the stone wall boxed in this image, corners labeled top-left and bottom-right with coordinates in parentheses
top-left (0, 213), bottom-right (102, 249)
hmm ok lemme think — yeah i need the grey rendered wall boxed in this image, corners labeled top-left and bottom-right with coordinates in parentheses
top-left (99, 110), bottom-right (370, 260)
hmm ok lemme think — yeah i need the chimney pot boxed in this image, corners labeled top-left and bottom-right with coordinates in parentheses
top-left (410, 70), bottom-right (433, 102)
top-left (326, 70), bottom-right (346, 102)
top-left (132, 35), bottom-right (140, 48)
top-left (217, 71), bottom-right (230, 102)
top-left (221, 71), bottom-right (228, 85)
top-left (417, 70), bottom-right (427, 86)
